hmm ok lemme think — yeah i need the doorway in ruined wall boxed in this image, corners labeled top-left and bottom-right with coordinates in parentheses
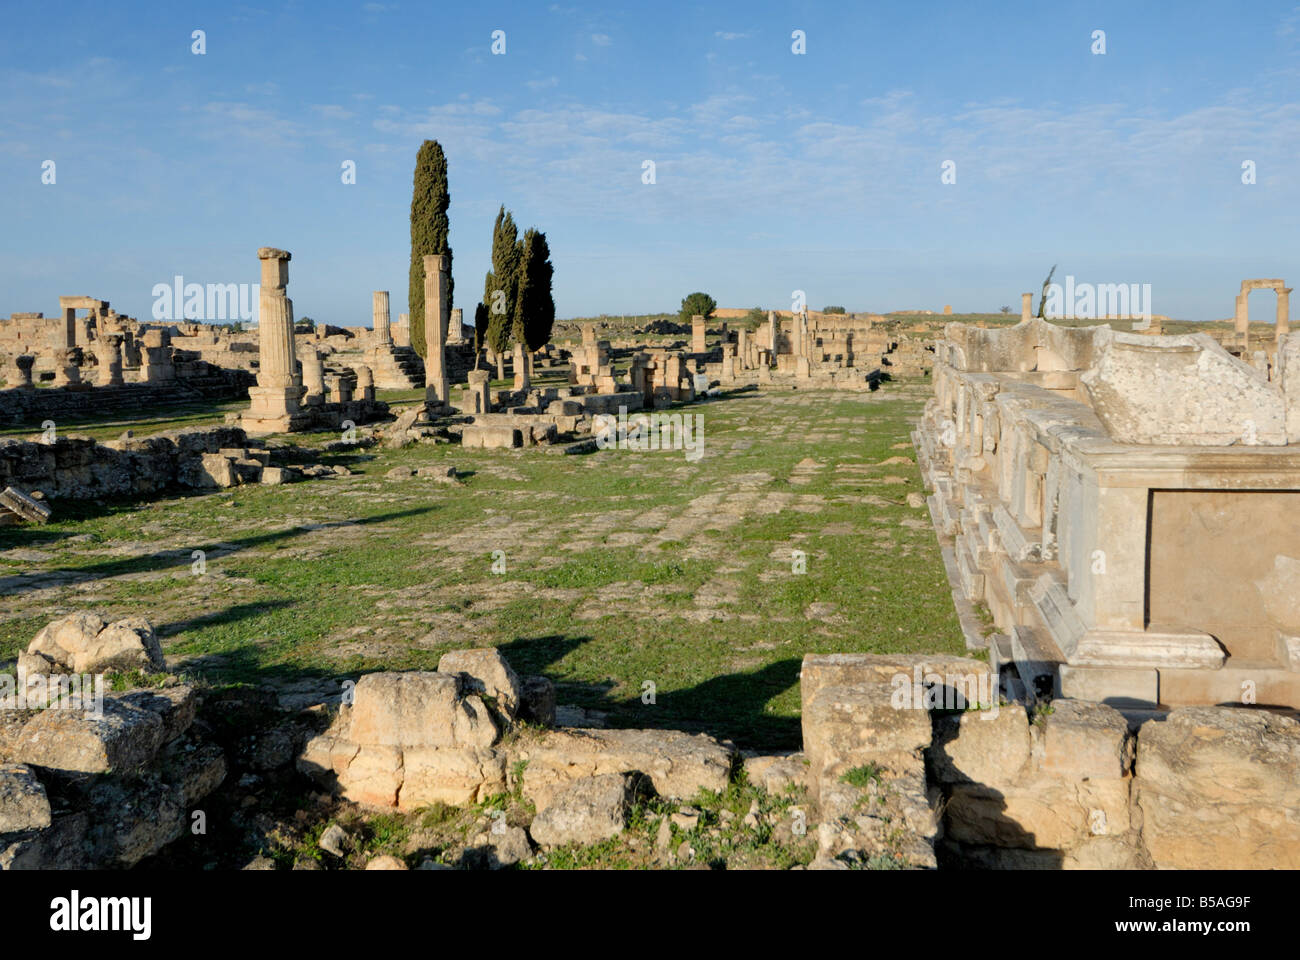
top-left (1145, 489), bottom-right (1300, 665)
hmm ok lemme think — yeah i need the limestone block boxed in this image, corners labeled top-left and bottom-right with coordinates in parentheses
top-left (436, 648), bottom-right (524, 721)
top-left (1081, 331), bottom-right (1287, 445)
top-left (1041, 699), bottom-right (1133, 779)
top-left (348, 672), bottom-right (500, 750)
top-left (462, 425), bottom-right (522, 449)
top-left (25, 613), bottom-right (164, 675)
top-left (398, 746), bottom-right (506, 809)
top-left (10, 697), bottom-right (166, 774)
top-left (0, 763), bottom-right (52, 833)
top-left (1135, 706), bottom-right (1300, 868)
top-left (928, 706), bottom-right (1032, 789)
top-left (513, 728), bottom-right (733, 811)
top-left (742, 752), bottom-right (807, 795)
top-left (802, 680), bottom-right (932, 805)
top-left (528, 773), bottom-right (639, 847)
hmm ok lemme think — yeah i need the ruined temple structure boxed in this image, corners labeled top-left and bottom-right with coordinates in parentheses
top-left (915, 316), bottom-right (1300, 712)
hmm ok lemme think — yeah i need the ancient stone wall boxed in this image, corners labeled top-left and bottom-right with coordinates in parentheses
top-left (914, 317), bottom-right (1300, 712)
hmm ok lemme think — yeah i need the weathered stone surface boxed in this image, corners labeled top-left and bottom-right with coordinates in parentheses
top-left (0, 763), bottom-right (51, 834)
top-left (10, 697), bottom-right (165, 774)
top-left (528, 773), bottom-right (638, 847)
top-left (1136, 706), bottom-right (1300, 869)
top-left (348, 672), bottom-right (499, 750)
top-left (1081, 331), bottom-right (1287, 445)
top-left (25, 613), bottom-right (164, 676)
top-left (742, 752), bottom-right (807, 795)
top-left (436, 648), bottom-right (524, 721)
top-left (802, 679), bottom-right (932, 805)
top-left (365, 855), bottom-right (408, 870)
top-left (1041, 699), bottom-right (1132, 780)
top-left (928, 706), bottom-right (1031, 787)
top-left (513, 728), bottom-right (733, 811)
top-left (298, 671), bottom-right (507, 810)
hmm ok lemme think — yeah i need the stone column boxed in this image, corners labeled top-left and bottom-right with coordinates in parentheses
top-left (373, 291), bottom-right (392, 346)
top-left (300, 346), bottom-right (326, 405)
top-left (466, 368), bottom-right (491, 414)
top-left (13, 354), bottom-right (35, 390)
top-left (61, 307), bottom-right (76, 349)
top-left (243, 247), bottom-right (306, 432)
top-left (95, 335), bottom-right (123, 386)
top-left (354, 364), bottom-right (374, 402)
top-left (1277, 288), bottom-right (1291, 342)
top-left (395, 313), bottom-right (410, 347)
top-left (791, 312), bottom-right (803, 358)
top-left (737, 328), bottom-right (748, 369)
top-left (449, 308), bottom-right (465, 344)
top-left (768, 311), bottom-right (778, 355)
top-left (1021, 293), bottom-right (1034, 322)
top-left (423, 254), bottom-right (449, 404)
top-left (512, 341), bottom-right (531, 392)
top-left (327, 375), bottom-right (352, 404)
top-left (51, 348), bottom-right (81, 388)
top-left (692, 315), bottom-right (706, 353)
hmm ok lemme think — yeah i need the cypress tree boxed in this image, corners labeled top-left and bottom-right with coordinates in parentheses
top-left (516, 228), bottom-right (556, 352)
top-left (473, 301), bottom-right (489, 366)
top-left (484, 206), bottom-right (519, 359)
top-left (408, 139), bottom-right (452, 358)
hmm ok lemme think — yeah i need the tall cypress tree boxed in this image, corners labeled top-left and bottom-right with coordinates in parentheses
top-left (484, 206), bottom-right (519, 359)
top-left (473, 301), bottom-right (489, 366)
top-left (516, 228), bottom-right (555, 352)
top-left (408, 140), bottom-right (452, 358)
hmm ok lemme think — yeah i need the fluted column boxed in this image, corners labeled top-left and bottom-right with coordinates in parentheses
top-left (373, 291), bottom-right (392, 346)
top-left (96, 335), bottom-right (123, 386)
top-left (258, 247), bottom-right (296, 390)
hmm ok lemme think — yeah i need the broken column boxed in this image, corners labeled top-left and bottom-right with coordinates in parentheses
top-left (373, 291), bottom-right (392, 346)
top-left (139, 330), bottom-right (175, 383)
top-left (791, 311), bottom-right (803, 358)
top-left (1021, 293), bottom-right (1034, 322)
top-left (737, 328), bottom-right (749, 369)
top-left (242, 247), bottom-right (308, 434)
top-left (423, 254), bottom-right (449, 406)
top-left (1278, 288), bottom-right (1291, 342)
top-left (513, 341), bottom-right (531, 392)
top-left (466, 369), bottom-right (491, 414)
top-left (354, 364), bottom-right (375, 402)
top-left (13, 354), bottom-right (35, 390)
top-left (95, 334), bottom-right (123, 387)
top-left (50, 348), bottom-right (82, 389)
top-left (692, 315), bottom-right (706, 353)
top-left (300, 346), bottom-right (326, 406)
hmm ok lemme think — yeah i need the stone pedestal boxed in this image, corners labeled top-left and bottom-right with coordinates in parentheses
top-left (466, 369), bottom-right (492, 414)
top-left (355, 364), bottom-right (375, 402)
top-left (512, 341), bottom-right (530, 392)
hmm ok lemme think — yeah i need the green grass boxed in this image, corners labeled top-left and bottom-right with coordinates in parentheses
top-left (0, 379), bottom-right (962, 752)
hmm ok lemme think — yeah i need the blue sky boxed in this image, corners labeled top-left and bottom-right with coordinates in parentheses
top-left (2, 1), bottom-right (1298, 324)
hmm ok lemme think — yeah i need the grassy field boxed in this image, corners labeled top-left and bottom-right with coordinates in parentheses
top-left (0, 379), bottom-right (962, 752)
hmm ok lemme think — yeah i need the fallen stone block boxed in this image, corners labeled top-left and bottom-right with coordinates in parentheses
top-left (513, 728), bottom-right (733, 811)
top-left (0, 486), bottom-right (51, 524)
top-left (25, 613), bottom-right (164, 676)
top-left (437, 648), bottom-right (524, 721)
top-left (10, 697), bottom-right (166, 774)
top-left (528, 772), bottom-right (640, 847)
top-left (0, 763), bottom-right (51, 834)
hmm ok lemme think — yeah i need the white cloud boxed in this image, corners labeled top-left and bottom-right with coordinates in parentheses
top-left (591, 33), bottom-right (612, 46)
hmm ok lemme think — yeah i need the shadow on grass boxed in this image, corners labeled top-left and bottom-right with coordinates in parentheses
top-left (0, 506), bottom-right (440, 597)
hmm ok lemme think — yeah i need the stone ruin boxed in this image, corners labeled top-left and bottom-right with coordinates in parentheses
top-left (236, 247), bottom-right (389, 436)
top-left (10, 628), bottom-right (1290, 870)
top-left (916, 315), bottom-right (1300, 712)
